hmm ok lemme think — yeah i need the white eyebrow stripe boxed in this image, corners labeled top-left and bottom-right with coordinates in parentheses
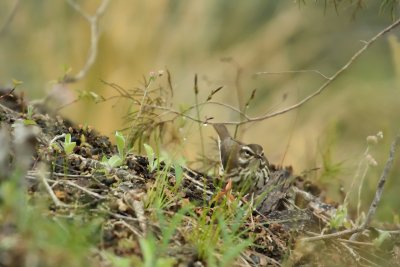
top-left (241, 146), bottom-right (254, 154)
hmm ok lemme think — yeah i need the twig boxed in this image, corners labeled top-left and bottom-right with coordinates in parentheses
top-left (53, 18), bottom-right (400, 126)
top-left (38, 169), bottom-right (71, 207)
top-left (132, 18), bottom-right (400, 126)
top-left (63, 0), bottom-right (110, 83)
top-left (340, 241), bottom-right (361, 263)
top-left (302, 134), bottom-right (400, 243)
top-left (124, 190), bottom-right (147, 233)
top-left (193, 74), bottom-right (206, 157)
top-left (49, 133), bottom-right (66, 146)
top-left (301, 228), bottom-right (360, 242)
top-left (130, 76), bottom-right (154, 138)
top-left (63, 180), bottom-right (107, 199)
top-left (114, 220), bottom-right (144, 238)
top-left (241, 18), bottom-right (400, 125)
top-left (255, 70), bottom-right (331, 80)
top-left (52, 172), bottom-right (93, 178)
top-left (350, 134), bottom-right (400, 240)
top-left (0, 88), bottom-right (15, 100)
top-left (361, 135), bottom-right (399, 228)
top-left (183, 172), bottom-right (214, 196)
top-left (280, 95), bottom-right (299, 166)
top-left (337, 238), bottom-right (374, 246)
top-left (150, 100), bottom-right (251, 121)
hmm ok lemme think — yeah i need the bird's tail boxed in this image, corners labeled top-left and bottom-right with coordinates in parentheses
top-left (213, 124), bottom-right (231, 140)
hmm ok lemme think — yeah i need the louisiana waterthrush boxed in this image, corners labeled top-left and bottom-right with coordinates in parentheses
top-left (213, 124), bottom-right (271, 192)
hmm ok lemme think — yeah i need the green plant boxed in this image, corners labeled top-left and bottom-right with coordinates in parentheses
top-left (343, 131), bottom-right (383, 224)
top-left (111, 207), bottom-right (191, 267)
top-left (23, 105), bottom-right (37, 126)
top-left (187, 197), bottom-right (253, 267)
top-left (143, 143), bottom-right (159, 172)
top-left (115, 131), bottom-right (127, 161)
top-left (143, 144), bottom-right (186, 210)
top-left (328, 204), bottom-right (351, 230)
top-left (63, 133), bottom-right (76, 155)
top-left (101, 131), bottom-right (131, 168)
top-left (373, 230), bottom-right (391, 248)
top-left (0, 170), bottom-right (101, 267)
top-left (101, 154), bottom-right (123, 168)
top-left (139, 234), bottom-right (176, 267)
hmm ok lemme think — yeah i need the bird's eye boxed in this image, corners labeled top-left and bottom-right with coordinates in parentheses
top-left (241, 148), bottom-right (252, 158)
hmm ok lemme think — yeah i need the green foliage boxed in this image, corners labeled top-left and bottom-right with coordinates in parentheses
top-left (23, 105), bottom-right (37, 125)
top-left (102, 252), bottom-right (135, 267)
top-left (139, 235), bottom-right (176, 267)
top-left (145, 164), bottom-right (175, 210)
top-left (140, 142), bottom-right (252, 266)
top-left (380, 0), bottom-right (400, 19)
top-left (328, 204), bottom-right (351, 230)
top-left (11, 78), bottom-right (23, 87)
top-left (0, 174), bottom-right (101, 267)
top-left (173, 164), bottom-right (184, 191)
top-left (143, 143), bottom-right (157, 172)
top-left (373, 230), bottom-right (391, 248)
top-left (157, 206), bottom-right (192, 252)
top-left (63, 133), bottom-right (76, 155)
top-left (187, 198), bottom-right (253, 266)
top-left (101, 131), bottom-right (131, 168)
top-left (115, 131), bottom-right (127, 160)
top-left (77, 90), bottom-right (106, 103)
top-left (319, 144), bottom-right (344, 182)
top-left (102, 154), bottom-right (123, 168)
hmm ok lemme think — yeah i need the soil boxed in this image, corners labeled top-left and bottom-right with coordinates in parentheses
top-left (0, 88), bottom-right (399, 267)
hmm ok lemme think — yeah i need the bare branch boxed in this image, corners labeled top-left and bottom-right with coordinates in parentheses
top-left (63, 0), bottom-right (110, 83)
top-left (55, 18), bottom-right (400, 128)
top-left (350, 134), bottom-right (400, 240)
top-left (63, 180), bottom-right (107, 200)
top-left (302, 134), bottom-right (400, 243)
top-left (301, 228), bottom-right (360, 242)
top-left (243, 18), bottom-right (400, 125)
top-left (121, 17), bottom-right (400, 126)
top-left (142, 17), bottom-right (400, 126)
top-left (38, 167), bottom-right (71, 208)
top-left (362, 135), bottom-right (399, 228)
top-left (255, 70), bottom-right (330, 80)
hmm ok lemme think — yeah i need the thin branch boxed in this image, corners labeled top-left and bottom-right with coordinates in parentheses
top-left (302, 134), bottom-right (400, 243)
top-left (301, 228), bottom-right (360, 242)
top-left (255, 69), bottom-right (331, 80)
top-left (337, 238), bottom-right (374, 246)
top-left (350, 134), bottom-right (400, 240)
top-left (153, 101), bottom-right (251, 121)
top-left (53, 17), bottom-right (400, 127)
top-left (39, 169), bottom-right (71, 208)
top-left (362, 135), bottom-right (399, 228)
top-left (114, 220), bottom-right (144, 238)
top-left (134, 78), bottom-right (153, 124)
top-left (241, 17), bottom-right (400, 125)
top-left (0, 88), bottom-right (15, 100)
top-left (63, 180), bottom-right (107, 200)
top-left (148, 17), bottom-right (400, 126)
top-left (63, 0), bottom-right (110, 83)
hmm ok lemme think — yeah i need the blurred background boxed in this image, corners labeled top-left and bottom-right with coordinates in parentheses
top-left (0, 1), bottom-right (399, 221)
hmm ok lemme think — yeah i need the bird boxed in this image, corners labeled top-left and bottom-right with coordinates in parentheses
top-left (213, 124), bottom-right (271, 193)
